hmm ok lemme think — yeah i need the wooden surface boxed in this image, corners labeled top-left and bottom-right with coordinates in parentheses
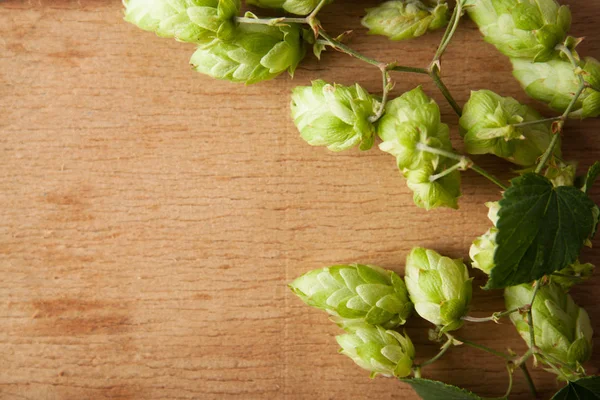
top-left (1, 1), bottom-right (600, 399)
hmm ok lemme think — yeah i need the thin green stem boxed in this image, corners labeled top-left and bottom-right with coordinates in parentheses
top-left (235, 16), bottom-right (307, 25)
top-left (519, 363), bottom-right (538, 398)
top-left (370, 69), bottom-right (392, 122)
top-left (502, 363), bottom-right (514, 399)
top-left (306, 0), bottom-right (328, 24)
top-left (429, 160), bottom-right (465, 182)
top-left (462, 306), bottom-right (527, 323)
top-left (537, 354), bottom-right (570, 380)
top-left (418, 336), bottom-right (454, 368)
top-left (416, 143), bottom-right (508, 190)
top-left (429, 69), bottom-right (463, 116)
top-left (514, 348), bottom-right (535, 367)
top-left (536, 44), bottom-right (586, 174)
top-left (317, 30), bottom-right (381, 67)
top-left (453, 337), bottom-right (512, 361)
top-left (432, 0), bottom-right (463, 62)
top-left (527, 280), bottom-right (542, 349)
top-left (389, 65), bottom-right (429, 74)
top-left (513, 117), bottom-right (561, 128)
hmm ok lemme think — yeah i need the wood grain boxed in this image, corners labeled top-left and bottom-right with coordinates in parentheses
top-left (1, 1), bottom-right (599, 399)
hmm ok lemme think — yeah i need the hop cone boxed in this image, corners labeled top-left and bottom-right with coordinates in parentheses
top-left (466, 0), bottom-right (571, 61)
top-left (505, 282), bottom-right (593, 378)
top-left (512, 57), bottom-right (600, 119)
top-left (362, 0), bottom-right (448, 41)
top-left (459, 89), bottom-right (558, 166)
top-left (190, 23), bottom-right (306, 84)
top-left (469, 227), bottom-right (497, 275)
top-left (247, 0), bottom-right (332, 15)
top-left (404, 247), bottom-right (472, 332)
top-left (123, 0), bottom-right (239, 45)
top-left (378, 87), bottom-right (461, 210)
top-left (336, 323), bottom-right (415, 378)
top-left (290, 80), bottom-right (379, 152)
top-left (545, 160), bottom-right (576, 187)
top-left (289, 264), bottom-right (413, 329)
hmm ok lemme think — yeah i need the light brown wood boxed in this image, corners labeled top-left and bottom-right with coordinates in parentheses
top-left (1, 1), bottom-right (599, 399)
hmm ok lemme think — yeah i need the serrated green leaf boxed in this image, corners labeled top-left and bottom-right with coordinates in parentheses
top-left (401, 378), bottom-right (483, 400)
top-left (486, 173), bottom-right (596, 289)
top-left (582, 161), bottom-right (600, 194)
top-left (551, 376), bottom-right (600, 400)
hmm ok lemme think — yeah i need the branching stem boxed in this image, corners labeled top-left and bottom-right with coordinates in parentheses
top-left (462, 306), bottom-right (529, 323)
top-left (417, 335), bottom-right (454, 368)
top-left (454, 337), bottom-right (512, 361)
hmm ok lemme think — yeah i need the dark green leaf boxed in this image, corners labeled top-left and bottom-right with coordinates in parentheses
top-left (551, 376), bottom-right (600, 400)
top-left (401, 378), bottom-right (482, 400)
top-left (486, 173), bottom-right (596, 289)
top-left (582, 161), bottom-right (600, 194)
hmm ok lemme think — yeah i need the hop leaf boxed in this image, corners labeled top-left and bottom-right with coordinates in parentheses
top-left (459, 89), bottom-right (558, 166)
top-left (378, 87), bottom-right (461, 210)
top-left (404, 248), bottom-right (472, 332)
top-left (289, 264), bottom-right (413, 328)
top-left (466, 0), bottom-right (571, 61)
top-left (190, 23), bottom-right (306, 84)
top-left (505, 282), bottom-right (593, 378)
top-left (290, 80), bottom-right (380, 152)
top-left (512, 57), bottom-right (600, 119)
top-left (123, 0), bottom-right (240, 45)
top-left (336, 324), bottom-right (415, 378)
top-left (362, 0), bottom-right (449, 41)
top-left (246, 0), bottom-right (333, 16)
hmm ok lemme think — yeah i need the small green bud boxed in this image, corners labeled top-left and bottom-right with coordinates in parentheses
top-left (336, 324), bottom-right (415, 378)
top-left (505, 282), bottom-right (593, 377)
top-left (512, 57), bottom-right (600, 119)
top-left (290, 80), bottom-right (379, 151)
top-left (190, 23), bottom-right (306, 84)
top-left (486, 201), bottom-right (500, 226)
top-left (405, 247), bottom-right (473, 332)
top-left (246, 0), bottom-right (332, 16)
top-left (466, 0), bottom-right (571, 61)
top-left (378, 87), bottom-right (461, 210)
top-left (459, 90), bottom-right (558, 166)
top-left (551, 260), bottom-right (595, 291)
top-left (123, 0), bottom-right (239, 45)
top-left (469, 227), bottom-right (497, 275)
top-left (545, 160), bottom-right (577, 187)
top-left (362, 0), bottom-right (448, 41)
top-left (289, 264), bottom-right (413, 328)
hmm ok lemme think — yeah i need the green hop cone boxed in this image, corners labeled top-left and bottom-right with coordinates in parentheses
top-left (505, 282), bottom-right (593, 378)
top-left (551, 260), bottom-right (595, 291)
top-left (545, 160), bottom-right (576, 187)
top-left (466, 0), bottom-right (571, 61)
top-left (246, 0), bottom-right (332, 15)
top-left (362, 0), bottom-right (449, 41)
top-left (336, 323), bottom-right (415, 378)
top-left (289, 264), bottom-right (413, 328)
top-left (290, 80), bottom-right (380, 151)
top-left (512, 56), bottom-right (600, 118)
top-left (378, 87), bottom-right (461, 210)
top-left (123, 0), bottom-right (239, 45)
top-left (469, 227), bottom-right (497, 275)
top-left (459, 90), bottom-right (558, 166)
top-left (190, 23), bottom-right (306, 84)
top-left (405, 247), bottom-right (473, 332)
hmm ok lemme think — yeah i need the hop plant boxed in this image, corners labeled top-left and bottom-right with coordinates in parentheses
top-left (246, 0), bottom-right (332, 16)
top-left (123, 0), bottom-right (239, 45)
top-left (362, 0), bottom-right (449, 41)
top-left (190, 23), bottom-right (306, 84)
top-left (512, 57), bottom-right (600, 118)
top-left (469, 227), bottom-right (497, 275)
top-left (378, 87), bottom-right (461, 210)
top-left (289, 264), bottom-right (413, 328)
top-left (404, 247), bottom-right (473, 332)
top-left (336, 323), bottom-right (416, 378)
top-left (459, 90), bottom-right (558, 166)
top-left (505, 282), bottom-right (593, 378)
top-left (290, 80), bottom-right (380, 151)
top-left (465, 0), bottom-right (572, 61)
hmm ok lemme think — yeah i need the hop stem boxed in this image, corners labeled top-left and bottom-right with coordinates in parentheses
top-left (462, 306), bottom-right (529, 323)
top-left (519, 363), bottom-right (538, 398)
top-left (417, 335), bottom-right (454, 368)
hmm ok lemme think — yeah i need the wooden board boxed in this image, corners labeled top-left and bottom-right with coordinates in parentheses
top-left (1, 1), bottom-right (599, 399)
